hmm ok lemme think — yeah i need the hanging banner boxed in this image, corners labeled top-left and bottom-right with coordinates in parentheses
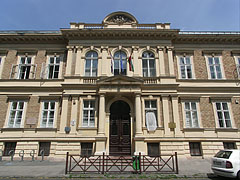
top-left (146, 112), bottom-right (157, 131)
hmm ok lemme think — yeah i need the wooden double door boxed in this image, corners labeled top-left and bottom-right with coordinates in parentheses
top-left (109, 101), bottom-right (131, 156)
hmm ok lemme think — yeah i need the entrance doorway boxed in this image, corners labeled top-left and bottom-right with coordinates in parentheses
top-left (109, 100), bottom-right (131, 156)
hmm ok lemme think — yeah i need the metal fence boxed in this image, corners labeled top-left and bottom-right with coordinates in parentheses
top-left (65, 152), bottom-right (178, 174)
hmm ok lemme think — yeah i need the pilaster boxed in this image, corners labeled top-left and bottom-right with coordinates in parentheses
top-left (75, 46), bottom-right (83, 76)
top-left (162, 95), bottom-right (171, 136)
top-left (60, 96), bottom-right (69, 133)
top-left (167, 46), bottom-right (175, 76)
top-left (66, 46), bottom-right (74, 75)
top-left (135, 93), bottom-right (143, 135)
top-left (157, 46), bottom-right (165, 76)
top-left (171, 96), bottom-right (182, 137)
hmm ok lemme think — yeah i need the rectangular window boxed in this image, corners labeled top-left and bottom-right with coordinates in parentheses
top-left (147, 143), bottom-right (160, 156)
top-left (18, 56), bottom-right (32, 79)
top-left (179, 56), bottom-right (193, 79)
top-left (8, 101), bottom-right (25, 128)
top-left (41, 101), bottom-right (56, 128)
top-left (189, 142), bottom-right (202, 156)
top-left (215, 102), bottom-right (232, 128)
top-left (3, 142), bottom-right (17, 156)
top-left (38, 142), bottom-right (51, 156)
top-left (184, 102), bottom-right (199, 128)
top-left (223, 142), bottom-right (236, 149)
top-left (114, 59), bottom-right (127, 75)
top-left (81, 143), bottom-right (93, 157)
top-left (145, 100), bottom-right (158, 125)
top-left (208, 57), bottom-right (222, 79)
top-left (236, 57), bottom-right (240, 77)
top-left (82, 100), bottom-right (95, 127)
top-left (48, 56), bottom-right (60, 79)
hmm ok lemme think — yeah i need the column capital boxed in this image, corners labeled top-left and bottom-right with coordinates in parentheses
top-left (161, 94), bottom-right (170, 98)
top-left (99, 92), bottom-right (106, 97)
top-left (101, 46), bottom-right (108, 51)
top-left (66, 46), bottom-right (74, 50)
top-left (132, 46), bottom-right (139, 51)
top-left (134, 92), bottom-right (141, 97)
top-left (166, 46), bottom-right (174, 51)
top-left (171, 95), bottom-right (179, 101)
top-left (157, 46), bottom-right (165, 51)
top-left (76, 46), bottom-right (83, 50)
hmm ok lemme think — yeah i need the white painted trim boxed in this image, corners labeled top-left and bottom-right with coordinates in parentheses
top-left (0, 56), bottom-right (6, 79)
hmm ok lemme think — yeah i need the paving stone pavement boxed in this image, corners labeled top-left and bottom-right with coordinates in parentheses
top-left (0, 157), bottom-right (213, 178)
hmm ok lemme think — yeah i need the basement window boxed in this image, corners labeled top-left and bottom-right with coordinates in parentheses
top-left (223, 142), bottom-right (236, 149)
top-left (189, 142), bottom-right (202, 156)
top-left (38, 142), bottom-right (51, 156)
top-left (81, 143), bottom-right (93, 157)
top-left (3, 142), bottom-right (17, 156)
top-left (147, 143), bottom-right (160, 157)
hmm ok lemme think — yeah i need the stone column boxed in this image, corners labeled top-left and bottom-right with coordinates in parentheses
top-left (157, 46), bottom-right (165, 76)
top-left (162, 95), bottom-right (171, 136)
top-left (135, 93), bottom-right (143, 135)
top-left (75, 46), bottom-right (83, 76)
top-left (98, 93), bottom-right (105, 135)
top-left (171, 96), bottom-right (182, 136)
top-left (167, 47), bottom-right (175, 76)
top-left (60, 96), bottom-right (69, 133)
top-left (66, 46), bottom-right (74, 75)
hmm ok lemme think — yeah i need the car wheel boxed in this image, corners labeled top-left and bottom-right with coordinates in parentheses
top-left (237, 171), bottom-right (240, 180)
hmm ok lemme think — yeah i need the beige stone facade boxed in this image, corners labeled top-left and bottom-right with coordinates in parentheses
top-left (0, 12), bottom-right (239, 159)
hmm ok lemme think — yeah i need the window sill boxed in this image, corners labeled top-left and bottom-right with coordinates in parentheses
top-left (183, 128), bottom-right (204, 132)
top-left (0, 128), bottom-right (57, 132)
top-left (215, 128), bottom-right (238, 132)
top-left (77, 127), bottom-right (98, 130)
top-left (36, 128), bottom-right (57, 131)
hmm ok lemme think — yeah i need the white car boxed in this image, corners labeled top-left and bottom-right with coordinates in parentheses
top-left (212, 149), bottom-right (240, 179)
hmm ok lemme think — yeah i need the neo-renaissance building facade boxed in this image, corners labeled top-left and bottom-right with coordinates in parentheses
top-left (0, 12), bottom-right (239, 159)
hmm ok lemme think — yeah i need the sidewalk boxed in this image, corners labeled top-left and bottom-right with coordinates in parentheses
top-left (0, 157), bottom-right (213, 178)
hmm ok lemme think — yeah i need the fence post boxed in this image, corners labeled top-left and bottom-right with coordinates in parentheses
top-left (19, 150), bottom-right (24, 161)
top-left (102, 152), bottom-right (105, 174)
top-left (175, 152), bottom-right (179, 174)
top-left (139, 152), bottom-right (142, 174)
top-left (65, 152), bottom-right (69, 174)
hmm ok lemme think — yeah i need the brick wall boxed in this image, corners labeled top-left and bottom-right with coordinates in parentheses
top-left (0, 96), bottom-right (8, 128)
top-left (200, 97), bottom-right (215, 128)
top-left (222, 51), bottom-right (235, 80)
top-left (231, 97), bottom-right (240, 129)
top-left (35, 50), bottom-right (47, 79)
top-left (193, 50), bottom-right (208, 79)
top-left (25, 96), bottom-right (40, 128)
top-left (2, 50), bottom-right (17, 79)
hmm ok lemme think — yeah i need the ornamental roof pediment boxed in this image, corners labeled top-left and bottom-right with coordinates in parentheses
top-left (97, 75), bottom-right (143, 85)
top-left (103, 11), bottom-right (138, 24)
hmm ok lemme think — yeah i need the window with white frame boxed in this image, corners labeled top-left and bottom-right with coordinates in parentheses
top-left (18, 56), bottom-right (32, 79)
top-left (215, 102), bottom-right (232, 128)
top-left (85, 51), bottom-right (98, 77)
top-left (179, 56), bottom-right (193, 79)
top-left (41, 101), bottom-right (56, 128)
top-left (48, 56), bottom-right (60, 79)
top-left (82, 100), bottom-right (95, 127)
top-left (208, 56), bottom-right (222, 79)
top-left (145, 100), bottom-right (158, 131)
top-left (8, 101), bottom-right (25, 128)
top-left (113, 51), bottom-right (127, 75)
top-left (142, 51), bottom-right (156, 77)
top-left (236, 57), bottom-right (240, 77)
top-left (184, 102), bottom-right (199, 128)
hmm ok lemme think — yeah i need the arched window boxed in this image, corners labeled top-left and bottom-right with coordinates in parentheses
top-left (114, 51), bottom-right (127, 75)
top-left (85, 51), bottom-right (98, 77)
top-left (142, 51), bottom-right (156, 77)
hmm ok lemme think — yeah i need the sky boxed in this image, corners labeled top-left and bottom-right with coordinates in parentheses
top-left (0, 0), bottom-right (239, 31)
